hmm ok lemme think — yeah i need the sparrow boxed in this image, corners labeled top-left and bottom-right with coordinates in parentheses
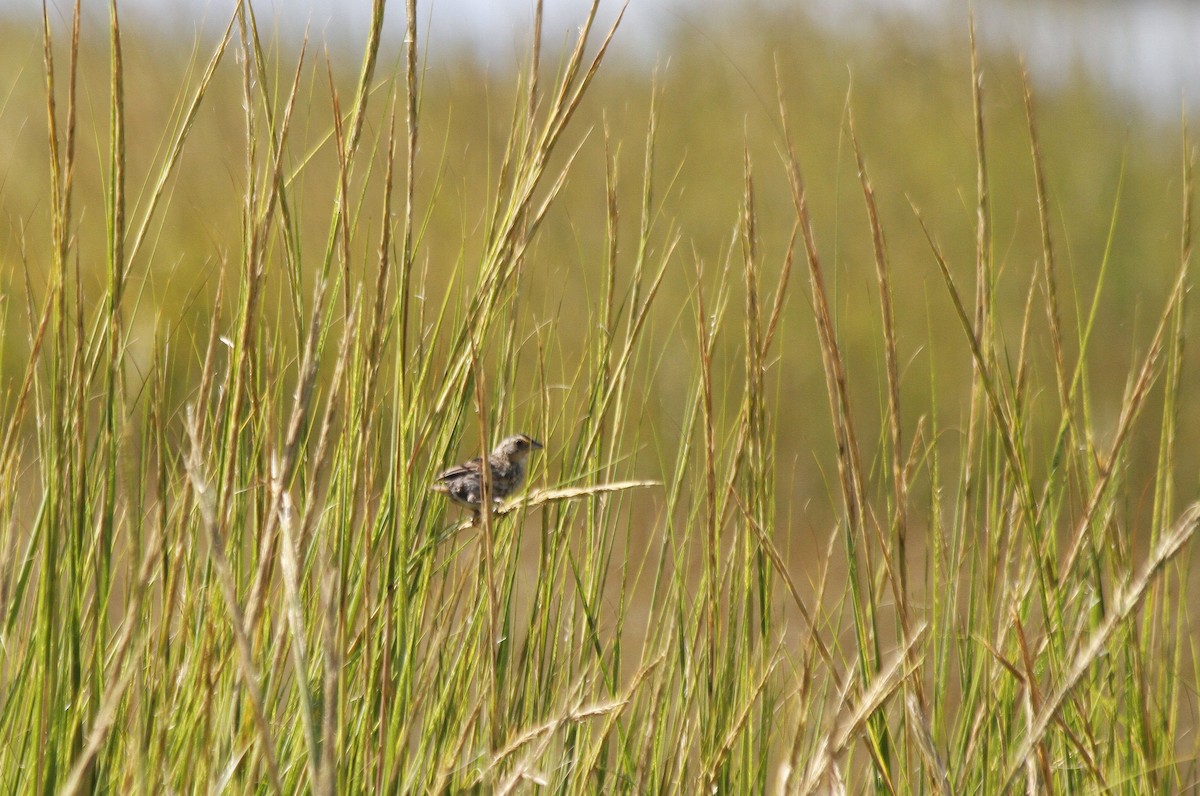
top-left (431, 433), bottom-right (543, 518)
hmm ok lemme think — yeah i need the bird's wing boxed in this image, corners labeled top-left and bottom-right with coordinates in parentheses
top-left (435, 456), bottom-right (483, 482)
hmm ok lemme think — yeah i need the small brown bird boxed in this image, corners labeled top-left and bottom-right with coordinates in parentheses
top-left (431, 433), bottom-right (543, 518)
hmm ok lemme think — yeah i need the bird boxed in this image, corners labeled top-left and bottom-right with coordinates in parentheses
top-left (431, 433), bottom-right (543, 519)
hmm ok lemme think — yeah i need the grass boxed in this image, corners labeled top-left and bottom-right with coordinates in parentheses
top-left (1, 0), bottom-right (1199, 792)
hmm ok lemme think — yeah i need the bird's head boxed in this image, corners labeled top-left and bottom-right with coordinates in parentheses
top-left (494, 433), bottom-right (544, 461)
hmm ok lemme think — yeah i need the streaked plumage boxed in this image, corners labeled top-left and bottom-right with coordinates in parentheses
top-left (431, 433), bottom-right (543, 516)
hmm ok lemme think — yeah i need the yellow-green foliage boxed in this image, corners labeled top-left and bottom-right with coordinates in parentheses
top-left (0, 2), bottom-right (1197, 792)
top-left (1, 9), bottom-right (1189, 497)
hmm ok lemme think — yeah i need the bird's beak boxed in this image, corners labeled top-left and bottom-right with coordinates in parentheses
top-left (530, 438), bottom-right (544, 450)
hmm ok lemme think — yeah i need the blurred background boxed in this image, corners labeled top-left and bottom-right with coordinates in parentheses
top-left (2, 0), bottom-right (1198, 539)
top-left (11, 0), bottom-right (1200, 115)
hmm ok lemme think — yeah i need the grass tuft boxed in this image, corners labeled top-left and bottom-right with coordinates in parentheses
top-left (0, 1), bottom-right (1197, 792)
